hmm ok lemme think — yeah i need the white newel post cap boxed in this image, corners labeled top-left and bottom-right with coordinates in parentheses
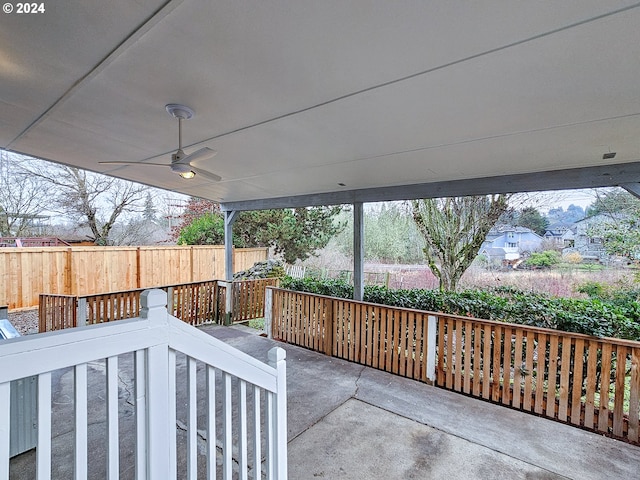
top-left (268, 347), bottom-right (286, 366)
top-left (140, 289), bottom-right (168, 319)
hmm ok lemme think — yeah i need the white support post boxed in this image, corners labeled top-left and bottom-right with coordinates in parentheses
top-left (353, 202), bottom-right (364, 301)
top-left (76, 298), bottom-right (87, 328)
top-left (224, 211), bottom-right (238, 280)
top-left (264, 288), bottom-right (273, 339)
top-left (268, 347), bottom-right (287, 480)
top-left (224, 210), bottom-right (238, 326)
top-left (426, 315), bottom-right (437, 383)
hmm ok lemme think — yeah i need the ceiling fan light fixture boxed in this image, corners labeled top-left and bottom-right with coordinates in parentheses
top-left (179, 170), bottom-right (196, 179)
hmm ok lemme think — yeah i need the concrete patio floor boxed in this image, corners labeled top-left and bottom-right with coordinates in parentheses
top-left (10, 323), bottom-right (640, 479)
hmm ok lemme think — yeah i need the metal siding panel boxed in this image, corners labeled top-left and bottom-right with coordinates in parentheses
top-left (10, 377), bottom-right (37, 457)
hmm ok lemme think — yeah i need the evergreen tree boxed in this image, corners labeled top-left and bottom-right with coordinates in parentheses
top-left (173, 198), bottom-right (344, 263)
top-left (516, 207), bottom-right (548, 235)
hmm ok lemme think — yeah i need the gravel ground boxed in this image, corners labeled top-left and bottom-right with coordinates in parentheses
top-left (6, 308), bottom-right (39, 336)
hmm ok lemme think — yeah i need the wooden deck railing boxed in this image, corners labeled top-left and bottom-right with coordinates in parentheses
top-left (39, 278), bottom-right (276, 332)
top-left (40, 280), bottom-right (223, 332)
top-left (437, 315), bottom-right (640, 443)
top-left (268, 288), bottom-right (436, 384)
top-left (38, 294), bottom-right (78, 332)
top-left (229, 278), bottom-right (280, 323)
top-left (266, 287), bottom-right (640, 444)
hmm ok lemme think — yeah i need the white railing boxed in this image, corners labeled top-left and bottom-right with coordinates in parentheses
top-left (0, 289), bottom-right (288, 479)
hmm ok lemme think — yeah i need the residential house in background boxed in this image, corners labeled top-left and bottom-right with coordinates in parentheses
top-left (480, 226), bottom-right (544, 267)
top-left (561, 213), bottom-right (620, 263)
top-left (543, 222), bottom-right (574, 248)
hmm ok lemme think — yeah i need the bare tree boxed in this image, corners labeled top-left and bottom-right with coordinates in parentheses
top-left (25, 162), bottom-right (148, 245)
top-left (0, 151), bottom-right (52, 236)
top-left (411, 195), bottom-right (510, 291)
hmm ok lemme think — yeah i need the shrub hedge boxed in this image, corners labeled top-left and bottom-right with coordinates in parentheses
top-left (280, 277), bottom-right (640, 341)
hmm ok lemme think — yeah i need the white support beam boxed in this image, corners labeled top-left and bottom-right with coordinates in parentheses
top-left (353, 202), bottom-right (364, 302)
top-left (220, 161), bottom-right (640, 212)
top-left (224, 211), bottom-right (239, 281)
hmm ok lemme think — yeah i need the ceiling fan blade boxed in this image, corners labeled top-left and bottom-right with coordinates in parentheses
top-left (192, 167), bottom-right (222, 182)
top-left (99, 161), bottom-right (171, 167)
top-left (183, 147), bottom-right (216, 164)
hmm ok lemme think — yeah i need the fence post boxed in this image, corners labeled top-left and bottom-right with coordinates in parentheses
top-left (268, 347), bottom-right (287, 480)
top-left (166, 287), bottom-right (174, 316)
top-left (426, 315), bottom-right (437, 384)
top-left (77, 298), bottom-right (87, 327)
top-left (264, 288), bottom-right (273, 338)
top-left (324, 298), bottom-right (334, 356)
top-left (225, 281), bottom-right (233, 326)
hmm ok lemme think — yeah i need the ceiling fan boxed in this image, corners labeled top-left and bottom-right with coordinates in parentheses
top-left (99, 104), bottom-right (221, 181)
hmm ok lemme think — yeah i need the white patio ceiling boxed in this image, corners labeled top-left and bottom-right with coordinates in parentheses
top-left (2, 1), bottom-right (640, 211)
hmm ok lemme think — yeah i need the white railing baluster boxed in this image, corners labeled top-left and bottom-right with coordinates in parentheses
top-left (187, 356), bottom-right (198, 479)
top-left (134, 350), bottom-right (147, 480)
top-left (222, 372), bottom-right (232, 480)
top-left (106, 356), bottom-right (119, 479)
top-left (238, 379), bottom-right (248, 480)
top-left (265, 391), bottom-right (274, 479)
top-left (74, 363), bottom-right (88, 480)
top-left (252, 385), bottom-right (261, 480)
top-left (0, 382), bottom-right (10, 480)
top-left (168, 349), bottom-right (177, 479)
top-left (206, 366), bottom-right (216, 480)
top-left (37, 371), bottom-right (52, 480)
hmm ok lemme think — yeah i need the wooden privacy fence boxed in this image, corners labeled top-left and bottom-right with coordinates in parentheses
top-left (266, 287), bottom-right (640, 444)
top-left (1, 245), bottom-right (267, 309)
top-left (39, 278), bottom-right (278, 332)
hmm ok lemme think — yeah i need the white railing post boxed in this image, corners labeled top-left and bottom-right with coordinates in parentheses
top-left (264, 288), bottom-right (273, 339)
top-left (268, 347), bottom-right (287, 480)
top-left (140, 289), bottom-right (173, 479)
top-left (426, 315), bottom-right (437, 383)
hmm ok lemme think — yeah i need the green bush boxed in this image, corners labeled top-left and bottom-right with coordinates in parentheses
top-left (576, 281), bottom-right (609, 299)
top-left (177, 213), bottom-right (224, 245)
top-left (525, 250), bottom-right (561, 268)
top-left (280, 277), bottom-right (640, 341)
